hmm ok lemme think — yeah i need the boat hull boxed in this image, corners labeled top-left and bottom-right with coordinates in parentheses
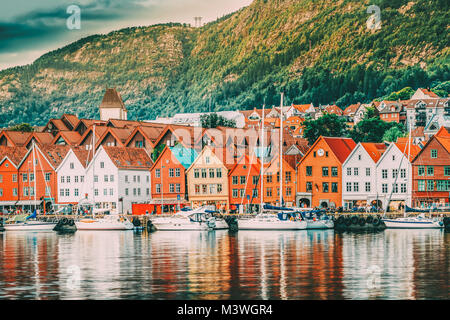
top-left (75, 220), bottom-right (134, 231)
top-left (382, 219), bottom-right (444, 229)
top-left (152, 220), bottom-right (212, 231)
top-left (238, 220), bottom-right (307, 230)
top-left (4, 222), bottom-right (56, 231)
top-left (305, 220), bottom-right (334, 229)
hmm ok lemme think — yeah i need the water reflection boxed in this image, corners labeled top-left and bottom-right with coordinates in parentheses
top-left (0, 229), bottom-right (448, 300)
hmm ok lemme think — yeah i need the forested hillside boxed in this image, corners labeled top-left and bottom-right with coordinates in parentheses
top-left (0, 0), bottom-right (448, 127)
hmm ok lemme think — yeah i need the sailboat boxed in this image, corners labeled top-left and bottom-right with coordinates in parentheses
top-left (75, 122), bottom-right (133, 231)
top-left (150, 206), bottom-right (216, 231)
top-left (381, 127), bottom-right (444, 229)
top-left (237, 94), bottom-right (307, 231)
top-left (4, 143), bottom-right (57, 231)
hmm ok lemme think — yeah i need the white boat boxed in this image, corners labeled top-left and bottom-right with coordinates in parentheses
top-left (4, 220), bottom-right (57, 231)
top-left (75, 215), bottom-right (134, 231)
top-left (300, 211), bottom-right (334, 229)
top-left (151, 207), bottom-right (216, 231)
top-left (3, 213), bottom-right (57, 231)
top-left (238, 212), bottom-right (307, 230)
top-left (382, 214), bottom-right (444, 229)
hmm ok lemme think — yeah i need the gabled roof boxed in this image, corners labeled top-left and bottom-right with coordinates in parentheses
top-left (78, 125), bottom-right (109, 146)
top-left (45, 119), bottom-right (69, 131)
top-left (74, 119), bottom-right (107, 132)
top-left (100, 88), bottom-right (127, 111)
top-left (0, 130), bottom-right (32, 146)
top-left (418, 88), bottom-right (440, 98)
top-left (55, 146), bottom-right (92, 171)
top-left (125, 124), bottom-right (167, 148)
top-left (52, 131), bottom-right (82, 146)
top-left (95, 127), bottom-right (132, 148)
top-left (227, 153), bottom-right (261, 175)
top-left (61, 114), bottom-right (80, 129)
top-left (170, 144), bottom-right (199, 170)
top-left (0, 146), bottom-right (28, 167)
top-left (343, 103), bottom-right (361, 116)
top-left (322, 137), bottom-right (356, 163)
top-left (103, 146), bottom-right (153, 170)
top-left (435, 136), bottom-right (450, 154)
top-left (153, 124), bottom-right (201, 149)
top-left (321, 105), bottom-right (344, 116)
top-left (435, 126), bottom-right (450, 138)
top-left (394, 139), bottom-right (421, 161)
top-left (360, 143), bottom-right (387, 163)
top-left (292, 104), bottom-right (314, 113)
top-left (24, 132), bottom-right (54, 147)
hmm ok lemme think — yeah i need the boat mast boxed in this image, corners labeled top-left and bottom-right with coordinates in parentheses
top-left (92, 123), bottom-right (96, 217)
top-left (405, 125), bottom-right (412, 217)
top-left (260, 103), bottom-right (265, 214)
top-left (279, 92), bottom-right (284, 207)
top-left (32, 140), bottom-right (37, 213)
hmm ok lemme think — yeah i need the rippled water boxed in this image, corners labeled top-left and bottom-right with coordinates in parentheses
top-left (0, 229), bottom-right (448, 300)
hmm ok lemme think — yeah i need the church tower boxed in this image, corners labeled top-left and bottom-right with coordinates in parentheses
top-left (99, 88), bottom-right (128, 121)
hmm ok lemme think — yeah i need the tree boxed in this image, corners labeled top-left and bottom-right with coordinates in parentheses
top-left (8, 123), bottom-right (34, 132)
top-left (303, 114), bottom-right (348, 145)
top-left (200, 113), bottom-right (237, 129)
top-left (152, 143), bottom-right (166, 162)
top-left (350, 118), bottom-right (406, 143)
top-left (382, 126), bottom-right (406, 142)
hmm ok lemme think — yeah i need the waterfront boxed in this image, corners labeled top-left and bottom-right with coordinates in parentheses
top-left (0, 229), bottom-right (448, 300)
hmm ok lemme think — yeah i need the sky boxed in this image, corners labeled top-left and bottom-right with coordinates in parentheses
top-left (0, 0), bottom-right (253, 70)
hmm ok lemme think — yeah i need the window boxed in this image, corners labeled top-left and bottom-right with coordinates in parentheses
top-left (155, 169), bottom-right (160, 178)
top-left (232, 176), bottom-right (238, 185)
top-left (353, 182), bottom-right (359, 192)
top-left (201, 169), bottom-right (207, 178)
top-left (346, 182), bottom-right (352, 192)
top-left (209, 184), bottom-right (216, 194)
top-left (64, 189), bottom-right (69, 197)
top-left (13, 188), bottom-right (17, 196)
top-left (45, 187), bottom-right (51, 197)
top-left (366, 168), bottom-right (371, 176)
top-left (205, 156), bottom-right (210, 164)
top-left (392, 184), bottom-right (398, 193)
top-left (322, 182), bottom-right (329, 193)
top-left (169, 184), bottom-right (174, 193)
top-left (313, 151), bottom-right (316, 157)
top-left (354, 168), bottom-right (359, 176)
top-left (418, 180), bottom-right (425, 191)
top-left (100, 162), bottom-right (104, 168)
top-left (216, 168), bottom-right (222, 178)
top-left (0, 188), bottom-right (3, 197)
top-left (276, 172), bottom-right (280, 182)
top-left (286, 187), bottom-right (292, 196)
top-left (427, 166), bottom-right (434, 176)
top-left (146, 188), bottom-right (150, 196)
top-left (30, 173), bottom-right (34, 182)
top-left (266, 188), bottom-right (272, 197)
top-left (445, 167), bottom-right (450, 176)
top-left (358, 154), bottom-right (362, 160)
top-left (202, 184), bottom-right (207, 194)
top-left (266, 173), bottom-right (272, 183)
top-left (156, 184), bottom-right (161, 193)
top-left (401, 184), bottom-right (407, 193)
top-left (252, 176), bottom-right (259, 185)
top-left (306, 166), bottom-right (312, 176)
top-left (74, 189), bottom-right (79, 197)
top-left (12, 174), bottom-right (17, 182)
top-left (110, 175), bottom-right (114, 182)
top-left (94, 175), bottom-right (98, 182)
top-left (194, 169), bottom-right (199, 178)
top-left (306, 182), bottom-right (312, 192)
top-left (104, 175), bottom-right (108, 182)
top-left (125, 188), bottom-right (129, 196)
top-left (169, 168), bottom-right (174, 177)
top-left (431, 149), bottom-right (438, 159)
top-left (382, 169), bottom-right (388, 179)
top-left (437, 181), bottom-right (450, 191)
top-left (331, 167), bottom-right (338, 177)
top-left (70, 162), bottom-right (74, 169)
top-left (331, 182), bottom-right (338, 193)
top-left (322, 167), bottom-right (329, 177)
top-left (232, 189), bottom-right (238, 198)
top-left (195, 185), bottom-right (200, 194)
top-left (217, 184), bottom-right (222, 193)
top-left (104, 189), bottom-right (107, 196)
top-left (392, 155), bottom-right (396, 161)
top-left (400, 169), bottom-right (406, 178)
top-left (392, 169), bottom-right (398, 179)
top-left (347, 168), bottom-right (352, 176)
top-left (285, 171), bottom-right (291, 182)
top-left (175, 168), bottom-right (180, 177)
top-left (209, 169), bottom-right (215, 178)
top-left (125, 175), bottom-right (129, 183)
top-left (176, 184), bottom-right (181, 193)
top-left (60, 176), bottom-right (65, 183)
top-left (240, 176), bottom-right (246, 184)
top-left (59, 189), bottom-right (64, 197)
top-left (417, 166), bottom-right (425, 176)
top-left (239, 189), bottom-right (245, 197)
top-left (427, 180), bottom-right (434, 191)
top-left (382, 184), bottom-right (388, 193)
top-left (45, 173), bottom-right (50, 181)
top-left (30, 187), bottom-right (35, 196)
top-left (133, 176), bottom-right (137, 183)
top-left (75, 176), bottom-right (79, 183)
top-left (133, 188), bottom-right (136, 196)
top-left (252, 189), bottom-right (258, 198)
top-left (81, 176), bottom-right (84, 183)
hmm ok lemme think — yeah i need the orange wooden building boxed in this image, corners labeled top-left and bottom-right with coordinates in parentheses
top-left (263, 154), bottom-right (298, 207)
top-left (297, 136), bottom-right (356, 208)
top-left (227, 154), bottom-right (261, 213)
top-left (0, 147), bottom-right (28, 211)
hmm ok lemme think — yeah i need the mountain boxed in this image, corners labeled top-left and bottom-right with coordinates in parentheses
top-left (0, 0), bottom-right (448, 127)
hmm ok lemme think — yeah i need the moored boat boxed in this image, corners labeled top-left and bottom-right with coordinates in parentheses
top-left (75, 215), bottom-right (134, 231)
top-left (238, 212), bottom-right (307, 230)
top-left (151, 206), bottom-right (216, 231)
top-left (4, 213), bottom-right (57, 231)
top-left (382, 214), bottom-right (444, 229)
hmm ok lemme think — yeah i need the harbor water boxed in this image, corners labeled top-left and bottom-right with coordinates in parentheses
top-left (0, 229), bottom-right (448, 300)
